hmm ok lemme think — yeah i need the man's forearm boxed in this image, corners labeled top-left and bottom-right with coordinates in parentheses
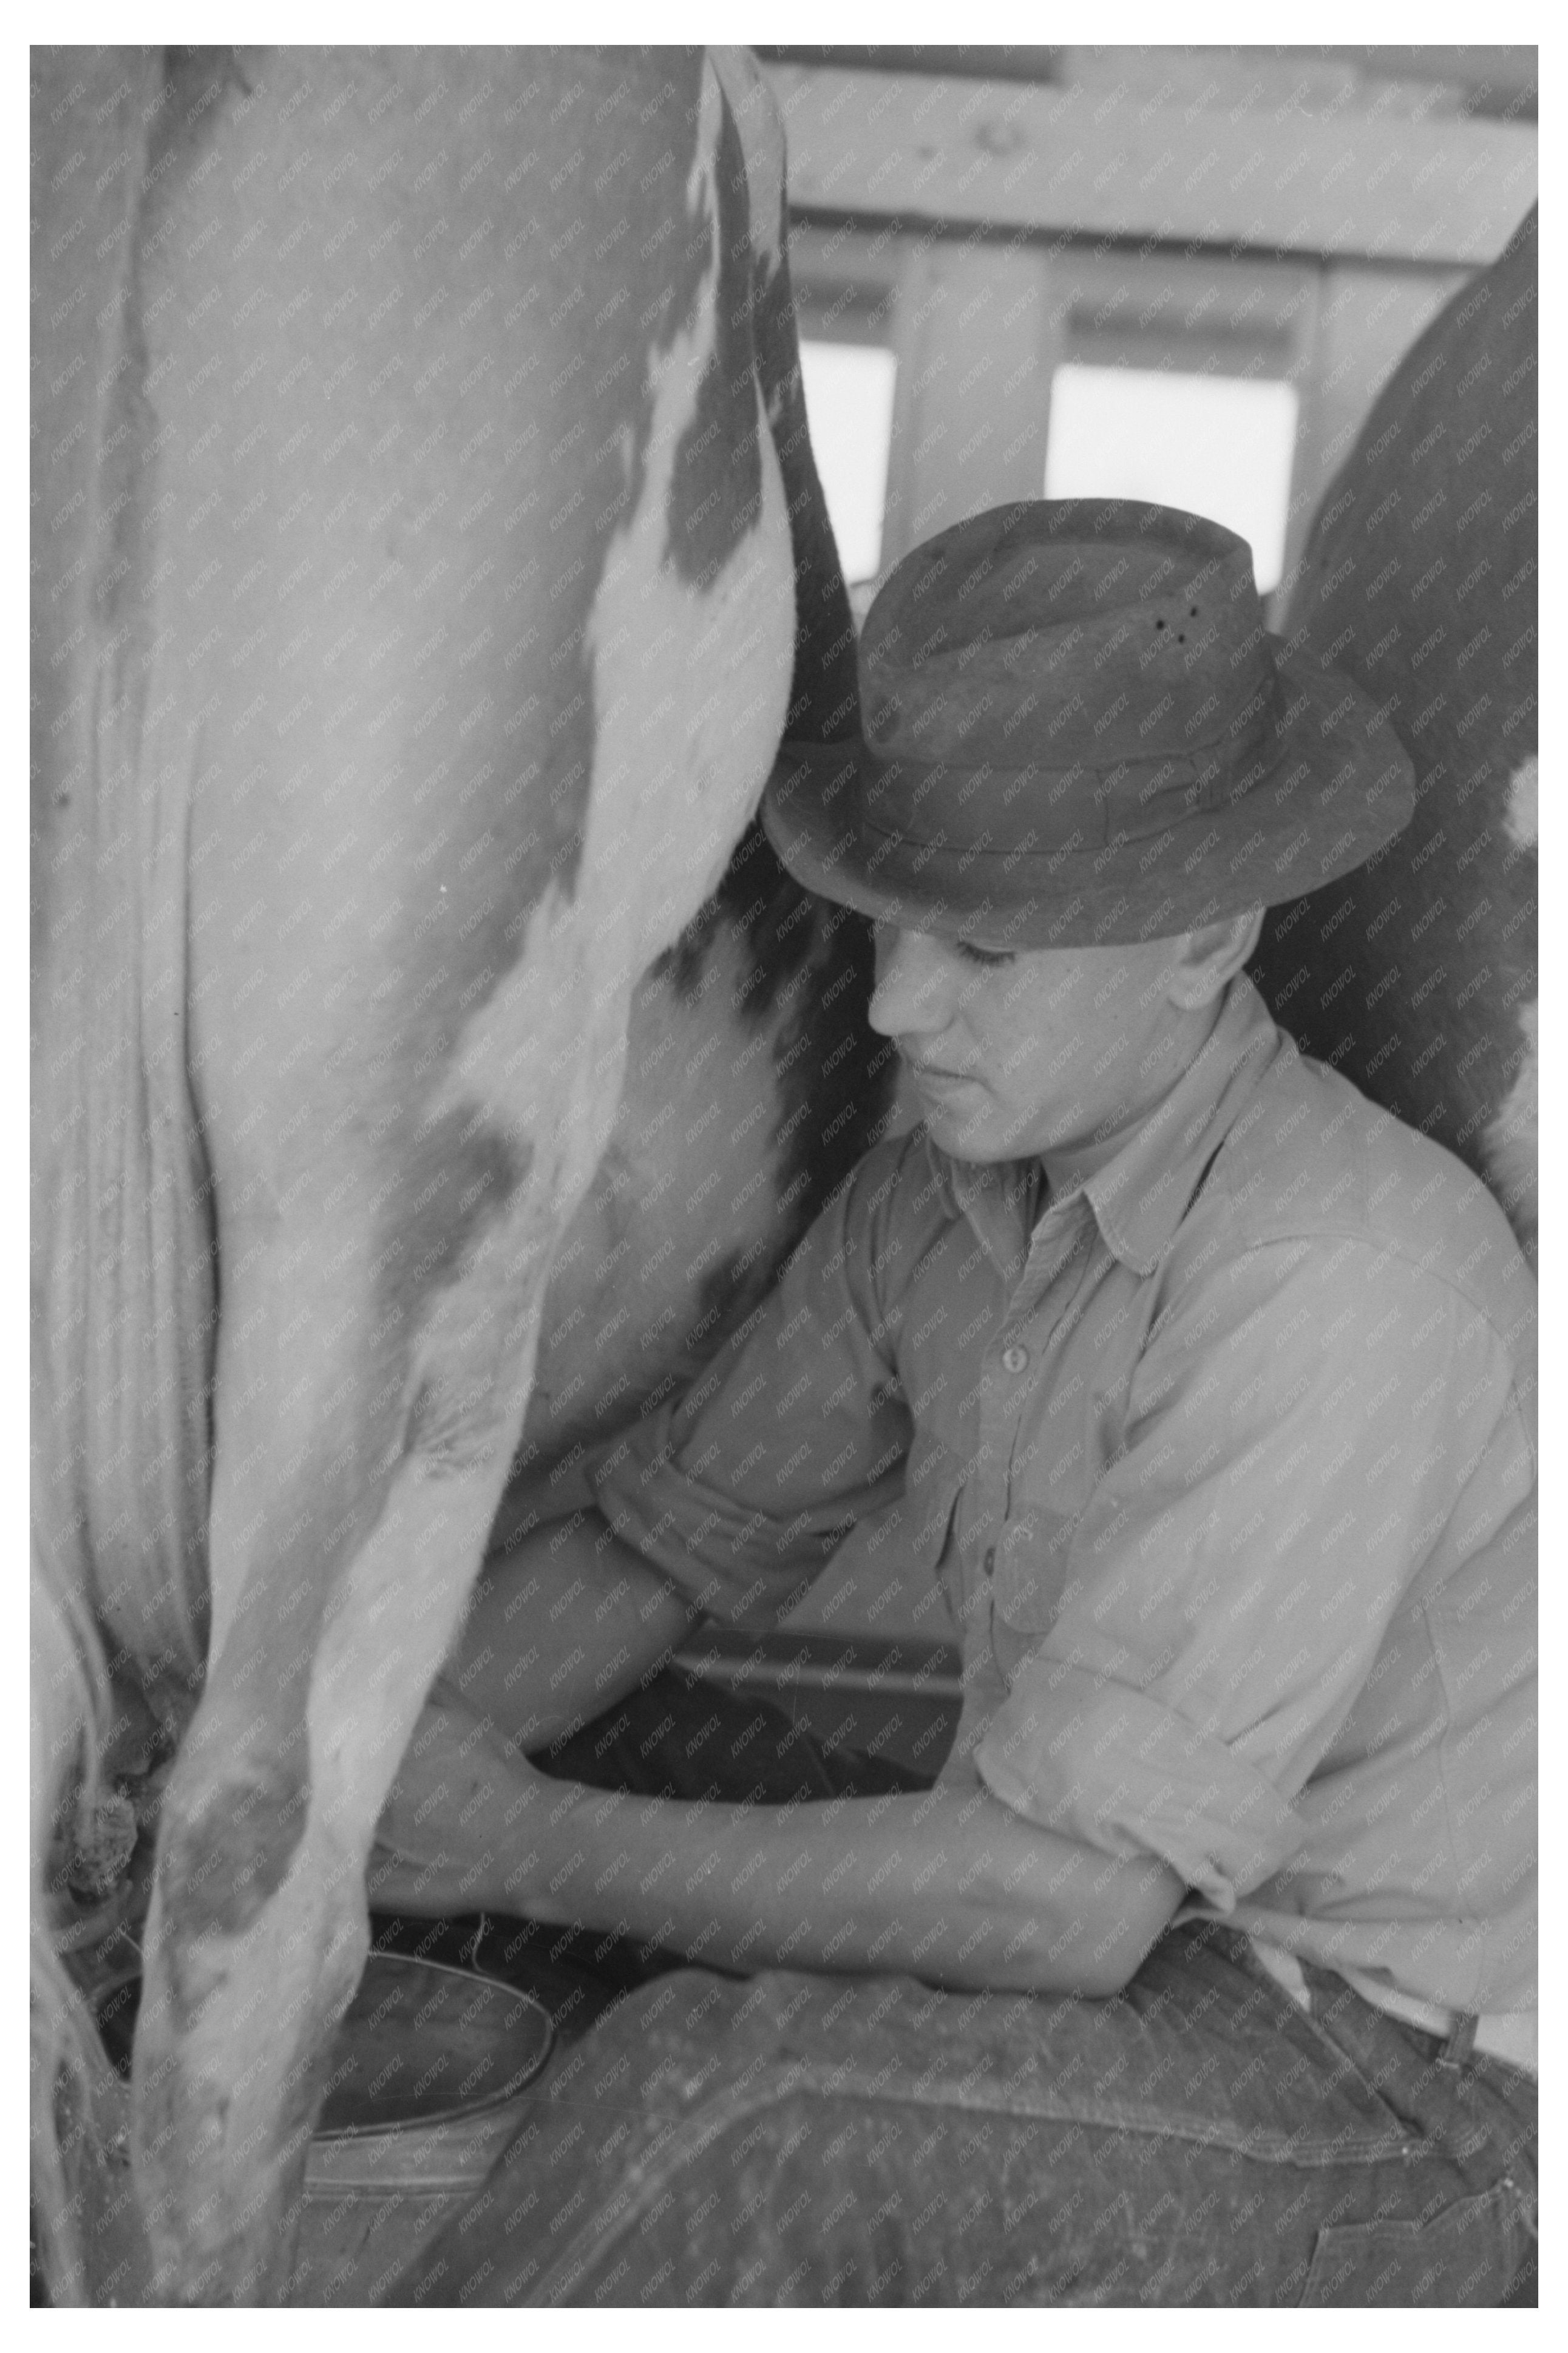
top-left (396, 1502), bottom-right (1182, 1997)
top-left (478, 1776), bottom-right (1181, 1998)
top-left (440, 1504), bottom-right (701, 1755)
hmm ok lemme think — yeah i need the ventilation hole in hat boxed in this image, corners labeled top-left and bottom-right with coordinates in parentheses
top-left (1155, 618), bottom-right (1166, 631)
top-left (1189, 606), bottom-right (1199, 616)
top-left (1176, 633), bottom-right (1185, 643)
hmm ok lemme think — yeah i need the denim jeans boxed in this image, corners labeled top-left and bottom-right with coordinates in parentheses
top-left (382, 1674), bottom-right (1537, 2306)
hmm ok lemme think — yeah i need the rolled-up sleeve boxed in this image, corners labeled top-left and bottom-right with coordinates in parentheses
top-left (975, 1237), bottom-right (1534, 1909)
top-left (594, 1146), bottom-right (916, 1624)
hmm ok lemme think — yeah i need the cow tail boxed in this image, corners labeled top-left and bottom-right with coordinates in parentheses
top-left (711, 47), bottom-right (861, 749)
top-left (30, 1539), bottom-right (123, 2306)
top-left (30, 52), bottom-right (223, 2304)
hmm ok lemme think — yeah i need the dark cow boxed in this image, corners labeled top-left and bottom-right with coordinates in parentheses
top-left (31, 46), bottom-right (884, 2304)
top-left (1251, 208), bottom-right (1537, 1263)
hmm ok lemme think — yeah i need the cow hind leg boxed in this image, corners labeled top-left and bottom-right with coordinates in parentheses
top-left (132, 917), bottom-right (648, 2298)
top-left (135, 1021), bottom-right (612, 2287)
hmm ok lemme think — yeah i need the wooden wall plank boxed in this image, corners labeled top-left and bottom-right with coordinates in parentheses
top-left (766, 64), bottom-right (1536, 266)
top-left (881, 243), bottom-right (1047, 566)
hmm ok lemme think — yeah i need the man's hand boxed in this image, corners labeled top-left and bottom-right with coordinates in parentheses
top-left (368, 1683), bottom-right (557, 1917)
top-left (367, 1501), bottom-right (705, 1919)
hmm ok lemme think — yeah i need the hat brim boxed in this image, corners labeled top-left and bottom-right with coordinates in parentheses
top-left (762, 652), bottom-right (1415, 949)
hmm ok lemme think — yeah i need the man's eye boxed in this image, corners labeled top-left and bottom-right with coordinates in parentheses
top-left (957, 941), bottom-right (1014, 969)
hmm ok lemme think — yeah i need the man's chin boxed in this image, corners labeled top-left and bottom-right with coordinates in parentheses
top-left (920, 1106), bottom-right (1005, 1163)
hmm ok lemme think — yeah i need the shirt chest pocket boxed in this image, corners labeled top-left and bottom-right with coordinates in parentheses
top-left (900, 1426), bottom-right (968, 1631)
top-left (989, 1505), bottom-right (1081, 1683)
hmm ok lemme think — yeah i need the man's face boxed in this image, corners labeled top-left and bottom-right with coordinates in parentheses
top-left (867, 922), bottom-right (1197, 1175)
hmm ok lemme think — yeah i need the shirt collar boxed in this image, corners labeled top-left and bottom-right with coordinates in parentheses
top-left (925, 1144), bottom-right (1043, 1289)
top-left (1078, 976), bottom-right (1283, 1274)
top-left (923, 976), bottom-right (1285, 1282)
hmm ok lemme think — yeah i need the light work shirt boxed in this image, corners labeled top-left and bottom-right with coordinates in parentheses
top-left (596, 978), bottom-right (1536, 2022)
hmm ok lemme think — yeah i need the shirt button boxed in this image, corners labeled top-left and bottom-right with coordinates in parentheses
top-left (983, 1547), bottom-right (996, 1578)
top-left (1001, 1343), bottom-right (1029, 1374)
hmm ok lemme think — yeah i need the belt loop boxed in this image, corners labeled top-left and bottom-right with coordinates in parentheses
top-left (1444, 2012), bottom-right (1479, 2065)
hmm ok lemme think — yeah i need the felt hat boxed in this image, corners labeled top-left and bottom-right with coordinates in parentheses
top-left (762, 501), bottom-right (1415, 948)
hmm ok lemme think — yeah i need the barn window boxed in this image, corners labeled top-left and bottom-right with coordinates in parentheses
top-left (799, 339), bottom-right (898, 595)
top-left (1044, 363), bottom-right (1300, 594)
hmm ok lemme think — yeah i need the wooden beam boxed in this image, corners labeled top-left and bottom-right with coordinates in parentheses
top-left (762, 44), bottom-right (1538, 117)
top-left (765, 64), bottom-right (1536, 267)
top-left (761, 44), bottom-right (1068, 85)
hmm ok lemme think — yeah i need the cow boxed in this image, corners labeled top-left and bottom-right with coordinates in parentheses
top-left (1251, 207), bottom-right (1537, 1265)
top-left (31, 44), bottom-right (886, 2304)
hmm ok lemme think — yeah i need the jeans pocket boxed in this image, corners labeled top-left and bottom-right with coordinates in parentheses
top-left (1297, 2181), bottom-right (1524, 2306)
top-left (1280, 1976), bottom-right (1429, 2137)
top-left (1190, 1935), bottom-right (1414, 2159)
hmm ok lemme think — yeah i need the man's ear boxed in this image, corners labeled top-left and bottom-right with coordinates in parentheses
top-left (1167, 908), bottom-right (1264, 1011)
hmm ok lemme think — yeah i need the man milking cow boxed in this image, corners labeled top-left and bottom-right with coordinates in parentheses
top-left (376, 502), bottom-right (1536, 2306)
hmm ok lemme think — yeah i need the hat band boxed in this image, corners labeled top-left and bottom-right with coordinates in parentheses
top-left (858, 669), bottom-right (1285, 861)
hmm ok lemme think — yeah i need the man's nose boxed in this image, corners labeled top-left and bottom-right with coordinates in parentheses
top-left (867, 927), bottom-right (957, 1037)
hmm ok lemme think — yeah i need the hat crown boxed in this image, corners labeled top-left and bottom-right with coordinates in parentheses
top-left (861, 502), bottom-right (1273, 770)
top-left (759, 496), bottom-right (1414, 949)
